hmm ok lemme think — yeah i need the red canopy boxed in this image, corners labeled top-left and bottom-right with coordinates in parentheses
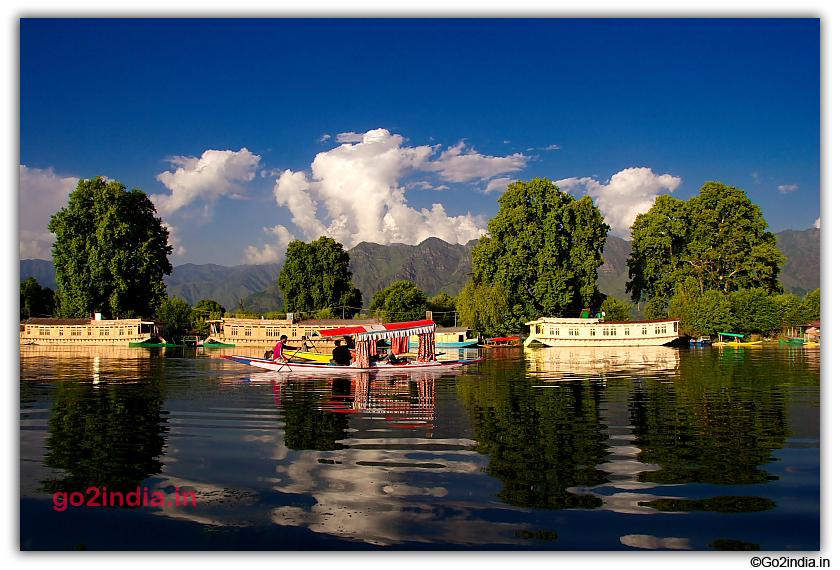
top-left (316, 319), bottom-right (436, 341)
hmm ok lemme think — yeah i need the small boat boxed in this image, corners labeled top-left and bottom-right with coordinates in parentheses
top-left (222, 319), bottom-right (484, 373)
top-left (221, 354), bottom-right (483, 372)
top-left (689, 335), bottom-right (712, 346)
top-left (713, 333), bottom-right (763, 347)
top-left (479, 336), bottom-right (521, 348)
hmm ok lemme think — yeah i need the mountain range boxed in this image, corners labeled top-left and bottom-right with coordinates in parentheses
top-left (19, 229), bottom-right (820, 313)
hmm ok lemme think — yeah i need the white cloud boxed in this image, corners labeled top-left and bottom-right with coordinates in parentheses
top-left (19, 165), bottom-right (79, 260)
top-left (319, 134), bottom-right (331, 143)
top-left (162, 223), bottom-right (186, 257)
top-left (483, 177), bottom-right (515, 194)
top-left (778, 184), bottom-right (798, 194)
top-left (243, 225), bottom-right (296, 264)
top-left (151, 148), bottom-right (261, 216)
top-left (270, 129), bottom-right (488, 247)
top-left (814, 218), bottom-right (820, 229)
top-left (559, 167), bottom-right (682, 239)
top-left (424, 140), bottom-right (528, 183)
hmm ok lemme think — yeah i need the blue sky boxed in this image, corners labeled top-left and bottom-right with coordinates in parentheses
top-left (19, 17), bottom-right (821, 267)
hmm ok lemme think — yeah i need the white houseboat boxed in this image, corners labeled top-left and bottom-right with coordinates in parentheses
top-left (20, 315), bottom-right (168, 345)
top-left (523, 313), bottom-right (680, 348)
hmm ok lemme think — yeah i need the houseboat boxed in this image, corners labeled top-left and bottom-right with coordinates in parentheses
top-left (20, 315), bottom-right (169, 346)
top-left (523, 311), bottom-right (680, 347)
top-left (203, 316), bottom-right (384, 349)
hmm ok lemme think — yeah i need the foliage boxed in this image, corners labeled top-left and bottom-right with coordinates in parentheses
top-left (643, 297), bottom-right (669, 320)
top-left (190, 299), bottom-right (226, 335)
top-left (277, 237), bottom-right (362, 319)
top-left (369, 280), bottom-right (428, 323)
top-left (20, 277), bottom-right (56, 320)
top-left (773, 294), bottom-right (804, 327)
top-left (627, 182), bottom-right (785, 305)
top-left (599, 296), bottom-right (631, 322)
top-left (155, 296), bottom-right (193, 336)
top-left (455, 279), bottom-right (513, 336)
top-left (801, 288), bottom-right (820, 322)
top-left (470, 178), bottom-right (609, 331)
top-left (729, 288), bottom-right (780, 335)
top-left (427, 292), bottom-right (457, 326)
top-left (48, 177), bottom-right (172, 319)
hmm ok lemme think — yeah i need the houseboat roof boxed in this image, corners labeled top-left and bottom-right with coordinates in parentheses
top-left (434, 327), bottom-right (471, 333)
top-left (23, 317), bottom-right (154, 325)
top-left (525, 317), bottom-right (679, 325)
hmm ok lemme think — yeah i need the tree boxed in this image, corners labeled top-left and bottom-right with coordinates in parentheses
top-left (427, 292), bottom-right (457, 326)
top-left (277, 237), bottom-right (362, 319)
top-left (369, 280), bottom-right (428, 323)
top-left (190, 299), bottom-right (226, 335)
top-left (456, 279), bottom-right (515, 337)
top-left (48, 177), bottom-right (172, 319)
top-left (20, 277), bottom-right (56, 320)
top-left (773, 294), bottom-right (804, 327)
top-left (801, 288), bottom-right (820, 322)
top-left (600, 297), bottom-right (631, 322)
top-left (470, 178), bottom-right (609, 331)
top-left (729, 288), bottom-right (780, 335)
top-left (627, 182), bottom-right (785, 306)
top-left (155, 296), bottom-right (193, 337)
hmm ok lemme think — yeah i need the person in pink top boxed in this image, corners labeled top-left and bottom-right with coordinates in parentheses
top-left (273, 335), bottom-right (289, 363)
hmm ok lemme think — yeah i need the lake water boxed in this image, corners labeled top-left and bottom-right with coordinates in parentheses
top-left (20, 343), bottom-right (820, 551)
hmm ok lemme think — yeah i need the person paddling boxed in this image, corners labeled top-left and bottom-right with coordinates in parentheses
top-left (273, 335), bottom-right (290, 363)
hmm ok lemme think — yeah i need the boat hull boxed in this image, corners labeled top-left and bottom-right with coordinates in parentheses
top-left (221, 355), bottom-right (484, 372)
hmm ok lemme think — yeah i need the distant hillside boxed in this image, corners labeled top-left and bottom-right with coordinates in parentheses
top-left (19, 259), bottom-right (58, 290)
top-left (775, 228), bottom-right (820, 296)
top-left (19, 228), bottom-right (819, 312)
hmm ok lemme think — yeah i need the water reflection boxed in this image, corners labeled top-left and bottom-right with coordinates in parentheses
top-left (20, 344), bottom-right (819, 550)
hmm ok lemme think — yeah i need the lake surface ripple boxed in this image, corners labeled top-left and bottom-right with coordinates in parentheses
top-left (20, 343), bottom-right (820, 551)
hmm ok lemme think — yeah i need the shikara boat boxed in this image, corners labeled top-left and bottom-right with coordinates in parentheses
top-left (713, 332), bottom-right (763, 347)
top-left (221, 319), bottom-right (484, 373)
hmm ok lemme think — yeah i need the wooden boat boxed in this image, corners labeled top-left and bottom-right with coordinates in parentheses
top-left (713, 333), bottom-right (763, 347)
top-left (221, 354), bottom-right (483, 372)
top-left (479, 336), bottom-right (521, 348)
top-left (222, 319), bottom-right (484, 372)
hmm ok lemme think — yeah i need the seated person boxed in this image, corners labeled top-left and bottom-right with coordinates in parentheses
top-left (274, 335), bottom-right (289, 363)
top-left (331, 339), bottom-right (353, 366)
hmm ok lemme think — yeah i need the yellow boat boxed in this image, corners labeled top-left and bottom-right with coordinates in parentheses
top-left (713, 333), bottom-right (763, 347)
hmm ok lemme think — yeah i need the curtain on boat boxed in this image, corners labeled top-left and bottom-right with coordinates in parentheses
top-left (391, 336), bottom-right (409, 355)
top-left (416, 332), bottom-right (435, 362)
top-left (355, 339), bottom-right (371, 368)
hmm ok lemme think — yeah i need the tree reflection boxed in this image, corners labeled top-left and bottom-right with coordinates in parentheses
top-left (40, 376), bottom-right (169, 501)
top-left (629, 357), bottom-right (790, 486)
top-left (459, 372), bottom-right (609, 510)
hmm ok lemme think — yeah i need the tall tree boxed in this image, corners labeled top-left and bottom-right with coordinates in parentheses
top-left (277, 236), bottom-right (362, 319)
top-left (627, 182), bottom-right (785, 306)
top-left (48, 177), bottom-right (172, 319)
top-left (470, 178), bottom-right (609, 330)
top-left (369, 280), bottom-right (428, 323)
top-left (20, 277), bottom-right (56, 320)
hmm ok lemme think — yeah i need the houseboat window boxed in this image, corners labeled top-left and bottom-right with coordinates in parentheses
top-left (642, 327), bottom-right (647, 335)
top-left (590, 329), bottom-right (596, 336)
top-left (569, 329), bottom-right (579, 336)
top-left (71, 328), bottom-right (81, 336)
top-left (245, 328), bottom-right (252, 337)
top-left (625, 328), bottom-right (630, 335)
top-left (39, 327), bottom-right (48, 336)
top-left (674, 322), bottom-right (678, 332)
top-left (59, 327), bottom-right (64, 336)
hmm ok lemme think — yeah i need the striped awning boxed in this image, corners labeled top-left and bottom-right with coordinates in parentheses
top-left (316, 319), bottom-right (436, 341)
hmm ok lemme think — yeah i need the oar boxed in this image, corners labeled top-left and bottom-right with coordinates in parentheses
top-left (278, 344), bottom-right (307, 370)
